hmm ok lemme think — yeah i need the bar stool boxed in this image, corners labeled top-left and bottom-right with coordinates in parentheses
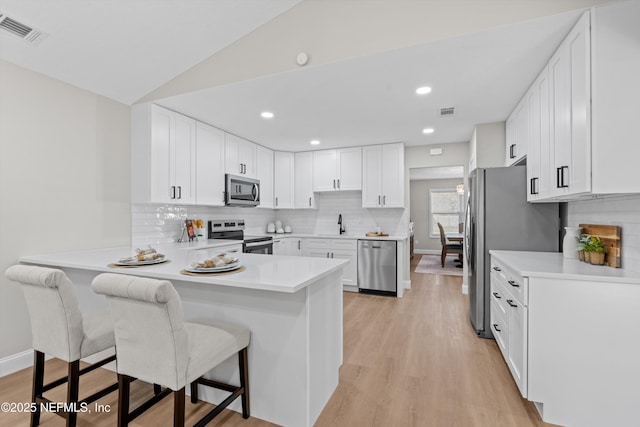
top-left (4, 265), bottom-right (118, 427)
top-left (91, 273), bottom-right (250, 426)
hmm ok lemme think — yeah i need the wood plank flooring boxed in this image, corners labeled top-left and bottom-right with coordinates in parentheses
top-left (0, 256), bottom-right (553, 426)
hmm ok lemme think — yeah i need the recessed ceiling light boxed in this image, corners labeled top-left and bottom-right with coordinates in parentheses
top-left (416, 86), bottom-right (432, 95)
top-left (422, 128), bottom-right (435, 134)
top-left (310, 140), bottom-right (320, 145)
top-left (260, 111), bottom-right (274, 119)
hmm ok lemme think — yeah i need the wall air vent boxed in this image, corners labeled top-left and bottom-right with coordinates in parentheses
top-left (439, 106), bottom-right (455, 117)
top-left (0, 14), bottom-right (48, 45)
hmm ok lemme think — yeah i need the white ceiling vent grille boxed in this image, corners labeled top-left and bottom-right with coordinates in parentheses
top-left (0, 14), bottom-right (48, 45)
top-left (439, 106), bottom-right (456, 117)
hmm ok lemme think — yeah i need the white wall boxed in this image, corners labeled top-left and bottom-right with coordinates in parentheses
top-left (0, 60), bottom-right (131, 361)
top-left (566, 195), bottom-right (640, 273)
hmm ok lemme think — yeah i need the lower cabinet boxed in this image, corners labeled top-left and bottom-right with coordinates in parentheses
top-left (490, 258), bottom-right (528, 398)
top-left (272, 237), bottom-right (286, 255)
top-left (303, 238), bottom-right (357, 290)
top-left (286, 237), bottom-right (303, 256)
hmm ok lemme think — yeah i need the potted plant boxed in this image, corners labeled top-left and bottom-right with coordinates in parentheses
top-left (583, 235), bottom-right (606, 265)
top-left (577, 234), bottom-right (590, 262)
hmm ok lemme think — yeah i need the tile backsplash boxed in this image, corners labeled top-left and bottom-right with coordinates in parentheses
top-left (566, 194), bottom-right (640, 273)
top-left (132, 192), bottom-right (409, 246)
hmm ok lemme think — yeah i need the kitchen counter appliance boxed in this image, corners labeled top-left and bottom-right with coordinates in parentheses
top-left (357, 240), bottom-right (397, 296)
top-left (208, 219), bottom-right (273, 254)
top-left (467, 166), bottom-right (559, 339)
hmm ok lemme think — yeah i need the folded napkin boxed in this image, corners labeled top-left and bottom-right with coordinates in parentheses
top-left (119, 246), bottom-right (165, 263)
top-left (191, 253), bottom-right (238, 269)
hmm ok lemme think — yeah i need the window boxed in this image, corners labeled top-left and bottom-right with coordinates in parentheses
top-left (429, 189), bottom-right (462, 238)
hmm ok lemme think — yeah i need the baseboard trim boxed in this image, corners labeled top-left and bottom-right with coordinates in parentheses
top-left (414, 249), bottom-right (440, 255)
top-left (462, 284), bottom-right (468, 294)
top-left (0, 349), bottom-right (33, 377)
top-left (403, 279), bottom-right (411, 290)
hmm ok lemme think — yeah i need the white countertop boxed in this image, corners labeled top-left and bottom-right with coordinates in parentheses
top-left (264, 233), bottom-right (408, 241)
top-left (20, 246), bottom-right (348, 293)
top-left (490, 250), bottom-right (640, 284)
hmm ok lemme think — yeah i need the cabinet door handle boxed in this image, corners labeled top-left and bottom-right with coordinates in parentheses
top-left (493, 324), bottom-right (501, 332)
top-left (492, 266), bottom-right (501, 272)
top-left (383, 195), bottom-right (386, 206)
top-left (337, 179), bottom-right (340, 189)
top-left (327, 252), bottom-right (330, 258)
top-left (509, 144), bottom-right (516, 159)
top-left (378, 195), bottom-right (381, 206)
top-left (530, 177), bottom-right (539, 195)
top-left (557, 166), bottom-right (569, 188)
top-left (506, 299), bottom-right (518, 308)
top-left (508, 280), bottom-right (519, 288)
top-left (309, 197), bottom-right (312, 207)
top-left (177, 186), bottom-right (182, 199)
top-left (298, 241), bottom-right (301, 250)
top-left (492, 292), bottom-right (501, 299)
top-left (331, 252), bottom-right (334, 258)
top-left (275, 197), bottom-right (278, 207)
top-left (170, 186), bottom-right (176, 199)
top-left (333, 179), bottom-right (336, 189)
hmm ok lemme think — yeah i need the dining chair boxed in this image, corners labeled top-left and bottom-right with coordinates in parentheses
top-left (437, 222), bottom-right (463, 268)
top-left (91, 272), bottom-right (250, 426)
top-left (4, 265), bottom-right (118, 427)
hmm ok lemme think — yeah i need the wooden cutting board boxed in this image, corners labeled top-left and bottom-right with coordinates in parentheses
top-left (579, 224), bottom-right (621, 268)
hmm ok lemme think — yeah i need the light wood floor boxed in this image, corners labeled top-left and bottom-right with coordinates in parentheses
top-left (0, 256), bottom-right (553, 426)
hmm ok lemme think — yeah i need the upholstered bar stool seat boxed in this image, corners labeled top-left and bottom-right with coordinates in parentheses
top-left (91, 273), bottom-right (251, 426)
top-left (4, 265), bottom-right (118, 427)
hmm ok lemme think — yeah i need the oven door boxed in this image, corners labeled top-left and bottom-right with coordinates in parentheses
top-left (243, 241), bottom-right (273, 255)
top-left (226, 174), bottom-right (260, 207)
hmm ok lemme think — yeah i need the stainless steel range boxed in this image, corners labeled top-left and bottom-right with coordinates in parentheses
top-left (208, 220), bottom-right (273, 254)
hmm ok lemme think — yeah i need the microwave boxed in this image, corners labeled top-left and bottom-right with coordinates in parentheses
top-left (225, 174), bottom-right (260, 207)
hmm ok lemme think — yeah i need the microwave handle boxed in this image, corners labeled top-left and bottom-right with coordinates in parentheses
top-left (252, 183), bottom-right (259, 202)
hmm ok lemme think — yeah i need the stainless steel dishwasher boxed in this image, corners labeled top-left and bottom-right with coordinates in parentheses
top-left (357, 240), bottom-right (397, 296)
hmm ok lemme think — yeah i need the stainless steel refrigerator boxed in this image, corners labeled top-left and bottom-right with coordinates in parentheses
top-left (465, 166), bottom-right (559, 339)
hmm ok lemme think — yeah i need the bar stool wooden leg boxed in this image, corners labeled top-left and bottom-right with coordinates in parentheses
top-left (66, 361), bottom-right (80, 427)
top-left (174, 388), bottom-right (185, 427)
top-left (239, 347), bottom-right (250, 419)
top-left (190, 382), bottom-right (198, 403)
top-left (117, 374), bottom-right (131, 427)
top-left (31, 351), bottom-right (45, 427)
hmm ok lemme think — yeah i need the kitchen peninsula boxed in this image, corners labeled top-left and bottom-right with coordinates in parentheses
top-left (19, 246), bottom-right (347, 427)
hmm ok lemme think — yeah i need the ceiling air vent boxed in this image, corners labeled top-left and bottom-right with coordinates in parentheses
top-left (439, 106), bottom-right (455, 117)
top-left (0, 14), bottom-right (48, 45)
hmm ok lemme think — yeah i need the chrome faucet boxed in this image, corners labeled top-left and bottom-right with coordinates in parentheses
top-left (338, 214), bottom-right (346, 235)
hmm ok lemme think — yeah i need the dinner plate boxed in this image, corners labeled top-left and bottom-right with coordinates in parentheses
top-left (114, 257), bottom-right (166, 266)
top-left (186, 262), bottom-right (241, 273)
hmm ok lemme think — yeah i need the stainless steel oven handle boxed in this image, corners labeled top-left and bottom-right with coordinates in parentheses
top-left (252, 183), bottom-right (259, 202)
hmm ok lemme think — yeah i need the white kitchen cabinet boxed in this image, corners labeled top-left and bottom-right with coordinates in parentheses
top-left (256, 145), bottom-right (274, 209)
top-left (225, 133), bottom-right (256, 178)
top-left (526, 66), bottom-right (552, 201)
top-left (273, 152), bottom-right (294, 209)
top-left (505, 97), bottom-right (528, 166)
top-left (294, 152), bottom-right (316, 209)
top-left (523, 3), bottom-right (640, 201)
top-left (490, 258), bottom-right (528, 398)
top-left (362, 143), bottom-right (405, 208)
top-left (303, 238), bottom-right (357, 289)
top-left (149, 104), bottom-right (196, 204)
top-left (195, 121), bottom-right (226, 206)
top-left (272, 237), bottom-right (286, 255)
top-left (286, 237), bottom-right (303, 256)
top-left (312, 147), bottom-right (362, 192)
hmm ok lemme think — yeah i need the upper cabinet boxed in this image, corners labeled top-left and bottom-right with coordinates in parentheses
top-left (505, 98), bottom-right (528, 166)
top-left (312, 147), bottom-right (362, 192)
top-left (294, 152), bottom-right (316, 209)
top-left (274, 151), bottom-right (294, 209)
top-left (362, 143), bottom-right (405, 208)
top-left (195, 121), bottom-right (226, 206)
top-left (132, 104), bottom-right (197, 205)
top-left (225, 134), bottom-right (256, 178)
top-left (521, 2), bottom-right (640, 201)
top-left (256, 145), bottom-right (274, 209)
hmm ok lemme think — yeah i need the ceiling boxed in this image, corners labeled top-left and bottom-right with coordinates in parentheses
top-left (157, 9), bottom-right (583, 151)
top-left (0, 0), bottom-right (303, 104)
top-left (0, 1), bottom-right (587, 151)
